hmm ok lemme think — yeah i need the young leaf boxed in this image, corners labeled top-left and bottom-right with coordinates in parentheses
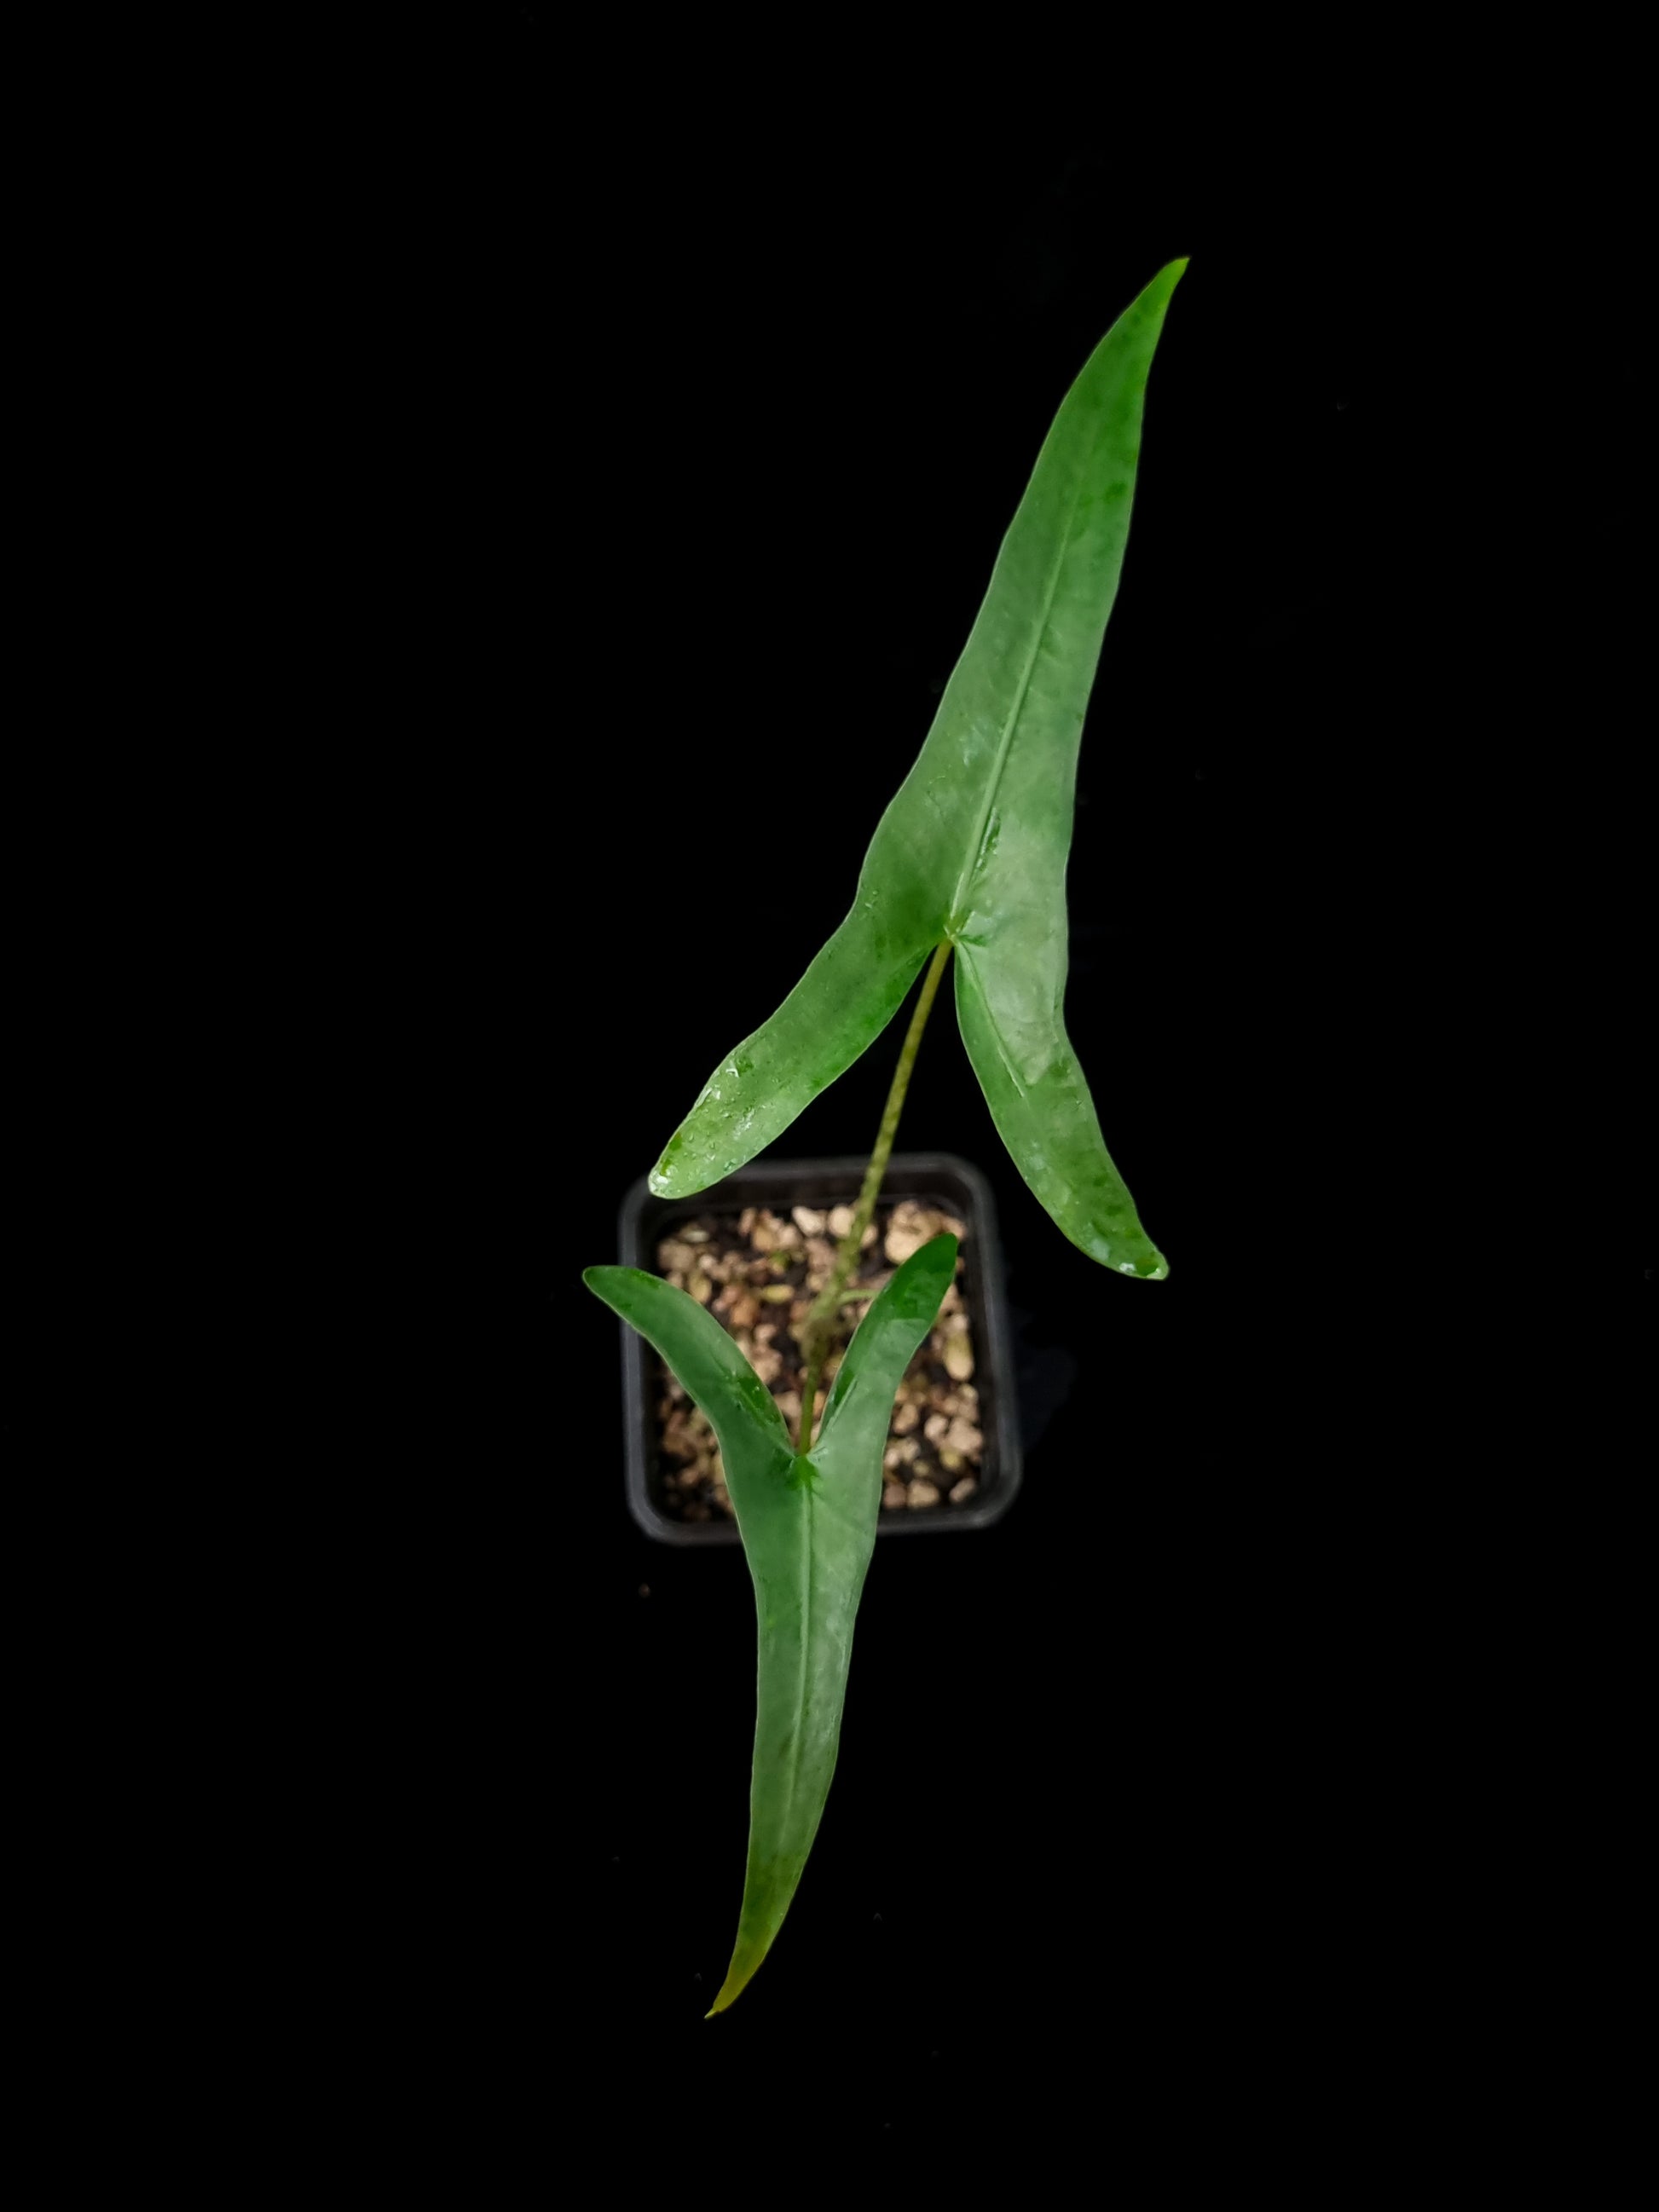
top-left (584, 1234), bottom-right (958, 2013)
top-left (649, 260), bottom-right (1184, 1278)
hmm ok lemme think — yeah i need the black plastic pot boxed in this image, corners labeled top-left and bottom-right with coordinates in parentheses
top-left (615, 1153), bottom-right (1022, 1544)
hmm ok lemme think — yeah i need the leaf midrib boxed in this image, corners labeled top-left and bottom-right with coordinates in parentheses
top-left (783, 1483), bottom-right (815, 1839)
top-left (945, 450), bottom-right (1093, 936)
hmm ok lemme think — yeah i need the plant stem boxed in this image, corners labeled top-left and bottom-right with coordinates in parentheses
top-left (795, 939), bottom-right (954, 1453)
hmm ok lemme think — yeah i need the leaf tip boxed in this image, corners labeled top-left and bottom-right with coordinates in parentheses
top-left (649, 1139), bottom-right (714, 1200)
top-left (704, 1954), bottom-right (760, 2018)
top-left (1145, 259), bottom-right (1188, 317)
top-left (916, 1229), bottom-right (959, 1292)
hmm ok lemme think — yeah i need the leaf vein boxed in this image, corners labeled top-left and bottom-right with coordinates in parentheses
top-left (947, 450), bottom-right (1093, 931)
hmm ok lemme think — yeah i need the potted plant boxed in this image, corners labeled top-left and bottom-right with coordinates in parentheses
top-left (587, 257), bottom-right (1184, 2013)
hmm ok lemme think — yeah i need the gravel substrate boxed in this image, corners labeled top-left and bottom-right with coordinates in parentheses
top-left (652, 1198), bottom-right (984, 1522)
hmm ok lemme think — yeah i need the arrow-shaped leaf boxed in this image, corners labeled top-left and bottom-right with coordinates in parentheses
top-left (648, 259), bottom-right (1184, 1278)
top-left (585, 1233), bottom-right (957, 2012)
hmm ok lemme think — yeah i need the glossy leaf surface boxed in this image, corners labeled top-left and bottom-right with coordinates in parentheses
top-left (649, 260), bottom-right (1184, 1278)
top-left (584, 1234), bottom-right (957, 2011)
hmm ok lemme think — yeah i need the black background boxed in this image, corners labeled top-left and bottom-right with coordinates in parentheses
top-left (216, 38), bottom-right (1651, 2174)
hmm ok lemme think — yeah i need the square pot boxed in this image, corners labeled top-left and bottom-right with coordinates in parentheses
top-left (614, 1153), bottom-right (1022, 1543)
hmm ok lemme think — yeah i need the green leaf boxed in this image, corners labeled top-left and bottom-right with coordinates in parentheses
top-left (649, 260), bottom-right (1183, 1278)
top-left (584, 1233), bottom-right (958, 2013)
